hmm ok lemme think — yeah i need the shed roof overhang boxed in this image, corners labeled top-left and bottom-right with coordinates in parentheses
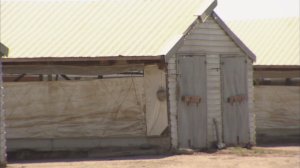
top-left (1, 56), bottom-right (165, 75)
top-left (1, 55), bottom-right (164, 64)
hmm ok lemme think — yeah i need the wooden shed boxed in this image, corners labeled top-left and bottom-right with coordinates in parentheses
top-left (0, 0), bottom-right (256, 156)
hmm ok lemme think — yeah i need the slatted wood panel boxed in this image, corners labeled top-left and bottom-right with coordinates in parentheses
top-left (178, 17), bottom-right (244, 55)
top-left (177, 56), bottom-right (207, 149)
top-left (221, 57), bottom-right (249, 145)
top-left (206, 54), bottom-right (222, 147)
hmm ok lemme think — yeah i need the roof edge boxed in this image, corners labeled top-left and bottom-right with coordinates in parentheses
top-left (212, 12), bottom-right (257, 61)
top-left (196, 0), bottom-right (218, 23)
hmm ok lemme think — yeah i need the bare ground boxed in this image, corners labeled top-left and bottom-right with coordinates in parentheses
top-left (7, 146), bottom-right (300, 168)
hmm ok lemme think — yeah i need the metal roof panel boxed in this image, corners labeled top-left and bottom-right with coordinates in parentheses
top-left (1, 0), bottom-right (214, 58)
top-left (228, 17), bottom-right (300, 65)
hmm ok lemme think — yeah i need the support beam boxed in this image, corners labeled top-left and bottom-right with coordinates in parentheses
top-left (254, 70), bottom-right (300, 79)
top-left (47, 75), bottom-right (52, 81)
top-left (39, 75), bottom-right (43, 81)
top-left (61, 75), bottom-right (71, 80)
top-left (3, 64), bottom-right (144, 76)
top-left (0, 62), bottom-right (6, 167)
top-left (13, 74), bottom-right (26, 82)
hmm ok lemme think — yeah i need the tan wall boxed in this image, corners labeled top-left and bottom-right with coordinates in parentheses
top-left (255, 86), bottom-right (300, 129)
top-left (4, 66), bottom-right (168, 139)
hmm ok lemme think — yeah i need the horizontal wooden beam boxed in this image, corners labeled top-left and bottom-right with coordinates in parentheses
top-left (254, 65), bottom-right (300, 71)
top-left (254, 70), bottom-right (300, 79)
top-left (1, 56), bottom-right (164, 63)
top-left (3, 64), bottom-right (144, 75)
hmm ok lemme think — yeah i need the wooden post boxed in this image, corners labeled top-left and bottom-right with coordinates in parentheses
top-left (0, 62), bottom-right (6, 167)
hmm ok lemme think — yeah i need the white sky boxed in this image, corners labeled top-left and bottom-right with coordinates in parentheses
top-left (216, 0), bottom-right (300, 20)
top-left (2, 0), bottom-right (300, 20)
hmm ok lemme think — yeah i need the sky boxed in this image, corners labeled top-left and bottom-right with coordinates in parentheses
top-left (216, 0), bottom-right (299, 20)
top-left (2, 0), bottom-right (300, 20)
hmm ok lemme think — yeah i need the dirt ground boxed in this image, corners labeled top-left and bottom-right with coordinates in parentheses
top-left (7, 146), bottom-right (300, 168)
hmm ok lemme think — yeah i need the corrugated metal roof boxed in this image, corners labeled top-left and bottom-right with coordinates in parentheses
top-left (0, 0), bottom-right (214, 58)
top-left (227, 17), bottom-right (300, 65)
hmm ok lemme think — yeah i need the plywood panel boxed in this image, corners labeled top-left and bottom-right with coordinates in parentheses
top-left (221, 57), bottom-right (249, 145)
top-left (177, 56), bottom-right (207, 149)
top-left (5, 78), bottom-right (146, 138)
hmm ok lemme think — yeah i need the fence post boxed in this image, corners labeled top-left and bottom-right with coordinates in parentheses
top-left (0, 61), bottom-right (6, 167)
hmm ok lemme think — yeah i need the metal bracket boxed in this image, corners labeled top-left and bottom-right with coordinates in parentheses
top-left (181, 96), bottom-right (201, 106)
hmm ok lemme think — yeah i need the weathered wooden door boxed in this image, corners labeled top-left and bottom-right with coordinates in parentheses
top-left (177, 56), bottom-right (207, 149)
top-left (221, 57), bottom-right (249, 145)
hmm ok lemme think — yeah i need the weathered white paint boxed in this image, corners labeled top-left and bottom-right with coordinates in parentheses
top-left (247, 58), bottom-right (256, 144)
top-left (174, 15), bottom-right (254, 148)
top-left (167, 55), bottom-right (178, 149)
top-left (145, 65), bottom-right (168, 136)
top-left (177, 56), bottom-right (207, 148)
top-left (178, 17), bottom-right (245, 56)
top-left (206, 54), bottom-right (222, 147)
top-left (221, 57), bottom-right (249, 145)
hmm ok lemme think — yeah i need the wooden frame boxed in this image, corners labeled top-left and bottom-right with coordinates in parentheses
top-left (254, 65), bottom-right (300, 79)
